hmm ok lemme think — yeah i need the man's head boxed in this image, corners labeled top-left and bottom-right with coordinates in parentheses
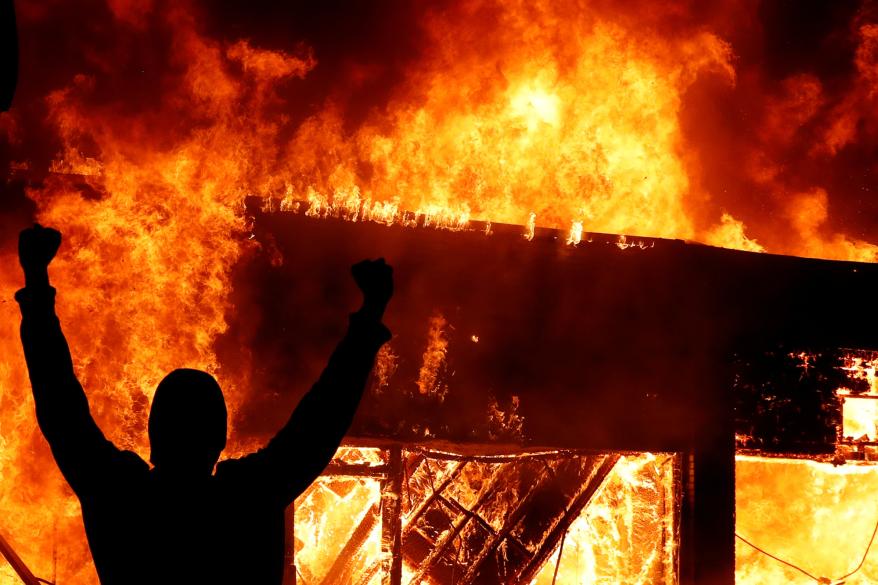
top-left (148, 369), bottom-right (227, 476)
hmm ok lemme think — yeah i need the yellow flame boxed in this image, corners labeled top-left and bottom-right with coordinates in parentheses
top-left (417, 314), bottom-right (449, 400)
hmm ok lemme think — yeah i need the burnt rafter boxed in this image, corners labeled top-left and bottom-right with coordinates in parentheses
top-left (289, 447), bottom-right (671, 585)
top-left (512, 454), bottom-right (621, 585)
top-left (403, 462), bottom-right (508, 584)
top-left (380, 447), bottom-right (404, 585)
top-left (401, 460), bottom-right (467, 541)
top-left (454, 462), bottom-right (555, 584)
top-left (399, 453), bottom-right (623, 584)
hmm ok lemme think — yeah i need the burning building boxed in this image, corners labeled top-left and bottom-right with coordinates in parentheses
top-left (2, 1), bottom-right (878, 584)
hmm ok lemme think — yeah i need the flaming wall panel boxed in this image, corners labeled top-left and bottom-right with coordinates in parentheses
top-left (234, 207), bottom-right (878, 453)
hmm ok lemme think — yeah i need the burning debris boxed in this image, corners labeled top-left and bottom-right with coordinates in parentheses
top-left (293, 447), bottom-right (677, 585)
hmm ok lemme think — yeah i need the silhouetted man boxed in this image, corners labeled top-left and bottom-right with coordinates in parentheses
top-left (16, 223), bottom-right (393, 585)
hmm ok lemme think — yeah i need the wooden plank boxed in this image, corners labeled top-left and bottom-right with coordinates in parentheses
top-left (456, 463), bottom-right (554, 584)
top-left (405, 465), bottom-right (507, 584)
top-left (381, 447), bottom-right (403, 585)
top-left (282, 504), bottom-right (297, 585)
top-left (319, 503), bottom-right (380, 585)
top-left (512, 455), bottom-right (620, 585)
top-left (0, 531), bottom-right (41, 585)
top-left (323, 462), bottom-right (389, 478)
top-left (400, 461), bottom-right (467, 540)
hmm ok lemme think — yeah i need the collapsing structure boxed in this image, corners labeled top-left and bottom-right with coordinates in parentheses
top-left (229, 202), bottom-right (878, 585)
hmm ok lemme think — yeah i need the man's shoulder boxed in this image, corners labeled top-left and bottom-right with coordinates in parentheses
top-left (214, 454), bottom-right (259, 478)
top-left (213, 452), bottom-right (285, 503)
top-left (76, 449), bottom-right (149, 501)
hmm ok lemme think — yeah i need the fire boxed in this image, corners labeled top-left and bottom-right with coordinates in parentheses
top-left (1, 1), bottom-right (877, 583)
top-left (295, 18), bottom-right (732, 241)
top-left (294, 447), bottom-right (385, 584)
top-left (292, 448), bottom-right (676, 584)
top-left (736, 456), bottom-right (878, 585)
top-left (417, 314), bottom-right (449, 400)
top-left (508, 84), bottom-right (562, 130)
top-left (531, 454), bottom-right (678, 585)
top-left (840, 353), bottom-right (878, 441)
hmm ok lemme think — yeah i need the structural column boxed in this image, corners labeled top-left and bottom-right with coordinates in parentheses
top-left (381, 447), bottom-right (403, 585)
top-left (681, 365), bottom-right (736, 585)
top-left (282, 503), bottom-right (296, 585)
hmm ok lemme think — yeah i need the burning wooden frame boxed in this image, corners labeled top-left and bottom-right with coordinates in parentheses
top-left (287, 447), bottom-right (676, 585)
top-left (228, 202), bottom-right (878, 585)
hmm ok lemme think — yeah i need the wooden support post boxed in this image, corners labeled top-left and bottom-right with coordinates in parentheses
top-left (692, 435), bottom-right (735, 584)
top-left (680, 364), bottom-right (736, 585)
top-left (381, 447), bottom-right (403, 585)
top-left (282, 502), bottom-right (297, 585)
top-left (677, 452), bottom-right (694, 585)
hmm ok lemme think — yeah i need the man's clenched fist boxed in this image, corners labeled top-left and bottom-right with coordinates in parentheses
top-left (352, 258), bottom-right (393, 317)
top-left (19, 223), bottom-right (61, 274)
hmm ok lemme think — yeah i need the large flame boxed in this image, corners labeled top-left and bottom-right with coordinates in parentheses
top-left (736, 456), bottom-right (878, 585)
top-left (1, 0), bottom-right (878, 583)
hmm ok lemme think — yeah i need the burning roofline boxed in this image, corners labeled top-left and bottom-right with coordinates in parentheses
top-left (247, 195), bottom-right (878, 268)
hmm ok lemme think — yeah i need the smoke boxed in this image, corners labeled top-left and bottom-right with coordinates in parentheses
top-left (681, 1), bottom-right (878, 257)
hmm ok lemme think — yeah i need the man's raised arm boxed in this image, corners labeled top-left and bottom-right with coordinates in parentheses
top-left (231, 259), bottom-right (393, 502)
top-left (16, 224), bottom-right (119, 494)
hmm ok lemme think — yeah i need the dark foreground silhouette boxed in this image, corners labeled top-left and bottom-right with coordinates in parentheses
top-left (16, 224), bottom-right (393, 585)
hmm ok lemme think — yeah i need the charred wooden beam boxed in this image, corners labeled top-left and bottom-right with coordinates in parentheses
top-left (689, 361), bottom-right (736, 585)
top-left (405, 465), bottom-right (507, 583)
top-left (456, 463), bottom-right (554, 584)
top-left (323, 462), bottom-right (390, 477)
top-left (511, 454), bottom-right (620, 585)
top-left (0, 530), bottom-right (40, 585)
top-left (380, 447), bottom-right (403, 585)
top-left (401, 460), bottom-right (467, 540)
top-left (318, 503), bottom-right (379, 585)
top-left (426, 490), bottom-right (531, 557)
